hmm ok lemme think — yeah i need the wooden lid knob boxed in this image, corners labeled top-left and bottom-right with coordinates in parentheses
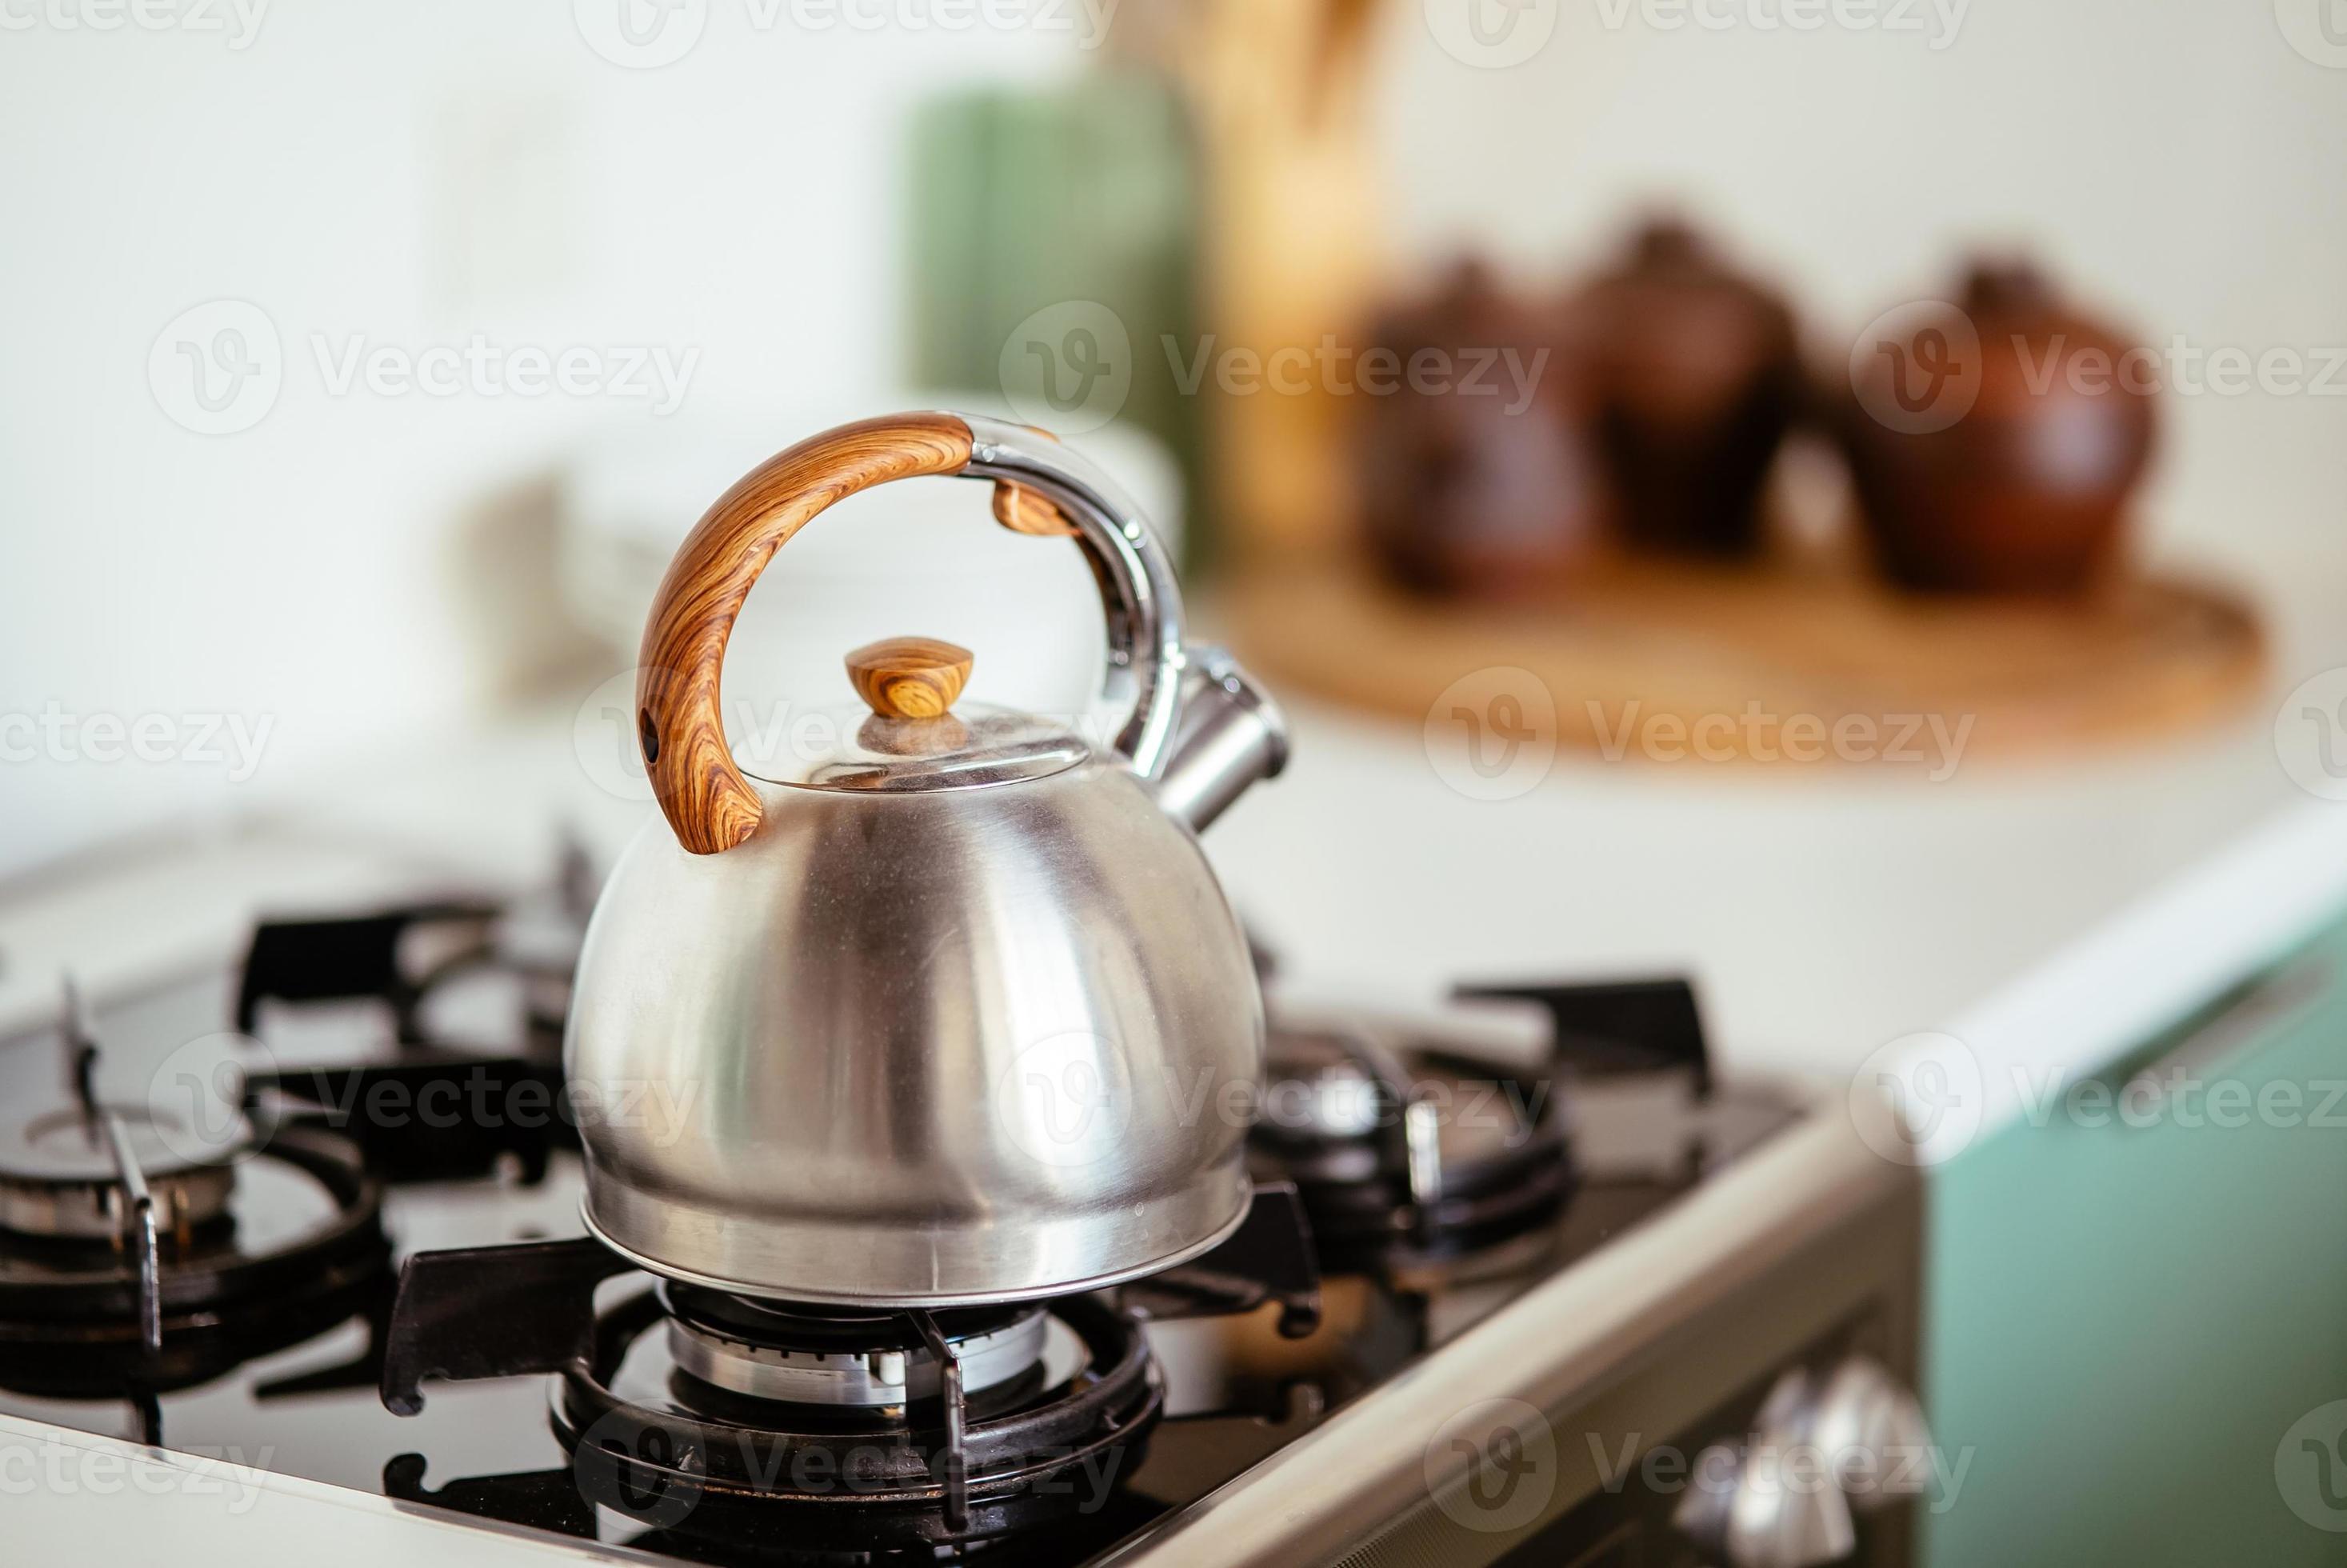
top-left (845, 636), bottom-right (972, 719)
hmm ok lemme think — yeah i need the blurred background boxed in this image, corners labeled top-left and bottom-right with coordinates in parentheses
top-left (5, 0), bottom-right (2345, 1066)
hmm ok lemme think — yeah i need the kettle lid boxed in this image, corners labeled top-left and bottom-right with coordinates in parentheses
top-left (745, 635), bottom-right (1091, 794)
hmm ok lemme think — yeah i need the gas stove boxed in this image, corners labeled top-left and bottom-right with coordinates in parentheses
top-left (0, 866), bottom-right (1925, 1568)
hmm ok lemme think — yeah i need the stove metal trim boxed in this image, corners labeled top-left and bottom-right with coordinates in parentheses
top-left (1090, 1089), bottom-right (1921, 1568)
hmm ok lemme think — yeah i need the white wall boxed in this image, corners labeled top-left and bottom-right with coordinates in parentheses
top-left (3, 0), bottom-right (2341, 875)
top-left (0, 2), bottom-right (1064, 872)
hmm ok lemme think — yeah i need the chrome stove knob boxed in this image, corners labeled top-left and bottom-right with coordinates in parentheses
top-left (1673, 1424), bottom-right (1857, 1567)
top-left (1671, 1357), bottom-right (1930, 1568)
top-left (1807, 1356), bottom-right (1933, 1514)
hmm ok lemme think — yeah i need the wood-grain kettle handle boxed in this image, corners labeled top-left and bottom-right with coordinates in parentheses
top-left (636, 411), bottom-right (1189, 856)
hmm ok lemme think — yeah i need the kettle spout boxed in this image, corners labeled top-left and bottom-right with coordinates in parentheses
top-left (1154, 647), bottom-right (1289, 834)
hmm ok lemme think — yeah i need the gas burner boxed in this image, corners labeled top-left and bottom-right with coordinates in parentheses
top-left (555, 1286), bottom-right (1159, 1555)
top-left (0, 982), bottom-right (390, 1402)
top-left (0, 1102), bottom-right (246, 1243)
top-left (0, 1123), bottom-right (390, 1398)
top-left (1249, 978), bottom-right (1715, 1280)
top-left (1250, 1022), bottom-right (1574, 1278)
top-left (378, 1186), bottom-right (1321, 1557)
top-left (663, 1286), bottom-right (1051, 1408)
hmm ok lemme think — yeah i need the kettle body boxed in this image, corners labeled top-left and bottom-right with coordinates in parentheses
top-left (565, 413), bottom-right (1286, 1306)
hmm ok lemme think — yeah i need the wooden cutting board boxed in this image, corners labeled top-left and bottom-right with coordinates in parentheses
top-left (1217, 550), bottom-right (2265, 763)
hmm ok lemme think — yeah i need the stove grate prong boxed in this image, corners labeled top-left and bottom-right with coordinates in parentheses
top-left (906, 1308), bottom-right (970, 1535)
top-left (98, 1110), bottom-right (163, 1354)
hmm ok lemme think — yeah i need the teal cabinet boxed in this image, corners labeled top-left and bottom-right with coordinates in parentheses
top-left (1922, 905), bottom-right (2347, 1564)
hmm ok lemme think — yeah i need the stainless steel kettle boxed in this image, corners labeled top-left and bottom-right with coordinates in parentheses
top-left (566, 412), bottom-right (1288, 1307)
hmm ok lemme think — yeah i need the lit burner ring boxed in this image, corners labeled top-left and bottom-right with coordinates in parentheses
top-left (663, 1287), bottom-right (1051, 1407)
top-left (0, 1104), bottom-right (250, 1242)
